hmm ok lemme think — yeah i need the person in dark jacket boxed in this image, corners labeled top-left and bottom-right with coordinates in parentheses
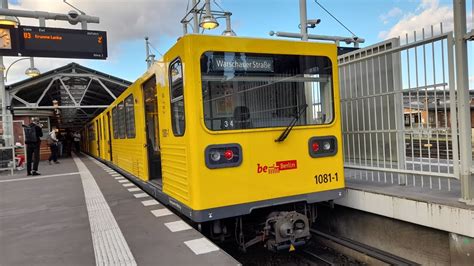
top-left (25, 118), bottom-right (43, 176)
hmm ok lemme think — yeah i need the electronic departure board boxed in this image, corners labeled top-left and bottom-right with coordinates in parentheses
top-left (0, 25), bottom-right (107, 59)
top-left (18, 26), bottom-right (107, 59)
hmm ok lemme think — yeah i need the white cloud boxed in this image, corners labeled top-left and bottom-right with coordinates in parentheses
top-left (378, 0), bottom-right (454, 40)
top-left (379, 7), bottom-right (403, 24)
top-left (4, 0), bottom-right (188, 83)
top-left (378, 0), bottom-right (473, 42)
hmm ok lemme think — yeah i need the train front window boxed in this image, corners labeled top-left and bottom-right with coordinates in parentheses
top-left (200, 52), bottom-right (334, 131)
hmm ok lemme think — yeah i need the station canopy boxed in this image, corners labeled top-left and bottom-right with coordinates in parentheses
top-left (7, 62), bottom-right (131, 129)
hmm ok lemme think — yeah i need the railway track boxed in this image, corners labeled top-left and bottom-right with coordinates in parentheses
top-left (307, 229), bottom-right (420, 265)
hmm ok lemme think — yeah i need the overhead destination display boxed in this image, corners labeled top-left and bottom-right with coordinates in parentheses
top-left (18, 26), bottom-right (107, 59)
top-left (0, 25), bottom-right (107, 59)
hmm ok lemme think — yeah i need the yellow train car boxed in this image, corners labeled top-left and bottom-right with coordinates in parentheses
top-left (85, 34), bottom-right (345, 250)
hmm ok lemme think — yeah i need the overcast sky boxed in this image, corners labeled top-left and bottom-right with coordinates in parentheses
top-left (3, 0), bottom-right (474, 87)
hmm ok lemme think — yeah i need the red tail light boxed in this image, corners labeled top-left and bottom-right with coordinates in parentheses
top-left (312, 142), bottom-right (320, 152)
top-left (309, 136), bottom-right (337, 158)
top-left (205, 144), bottom-right (242, 169)
top-left (224, 149), bottom-right (234, 160)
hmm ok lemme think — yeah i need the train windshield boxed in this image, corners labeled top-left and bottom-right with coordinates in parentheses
top-left (200, 52), bottom-right (334, 131)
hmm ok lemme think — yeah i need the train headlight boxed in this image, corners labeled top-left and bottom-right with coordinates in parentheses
top-left (308, 136), bottom-right (337, 158)
top-left (322, 141), bottom-right (331, 151)
top-left (205, 144), bottom-right (242, 169)
top-left (210, 151), bottom-right (221, 162)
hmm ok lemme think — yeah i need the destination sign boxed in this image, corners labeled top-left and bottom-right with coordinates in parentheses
top-left (17, 26), bottom-right (107, 59)
top-left (211, 55), bottom-right (274, 72)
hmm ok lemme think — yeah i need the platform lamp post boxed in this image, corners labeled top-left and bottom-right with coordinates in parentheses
top-left (0, 0), bottom-right (17, 146)
top-left (181, 0), bottom-right (236, 36)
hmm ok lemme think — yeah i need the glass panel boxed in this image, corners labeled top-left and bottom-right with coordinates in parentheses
top-left (117, 101), bottom-right (126, 139)
top-left (169, 59), bottom-right (185, 136)
top-left (200, 52), bottom-right (334, 131)
top-left (125, 94), bottom-right (136, 138)
top-left (112, 107), bottom-right (118, 139)
top-left (88, 124), bottom-right (95, 141)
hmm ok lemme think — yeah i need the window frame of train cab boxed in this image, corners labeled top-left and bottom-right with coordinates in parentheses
top-left (169, 58), bottom-right (186, 136)
top-left (199, 51), bottom-right (335, 131)
top-left (124, 94), bottom-right (136, 138)
top-left (112, 106), bottom-right (119, 139)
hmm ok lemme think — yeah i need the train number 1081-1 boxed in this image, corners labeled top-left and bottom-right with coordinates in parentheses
top-left (314, 173), bottom-right (339, 184)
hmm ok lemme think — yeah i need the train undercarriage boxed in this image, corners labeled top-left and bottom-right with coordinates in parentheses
top-left (207, 203), bottom-right (318, 252)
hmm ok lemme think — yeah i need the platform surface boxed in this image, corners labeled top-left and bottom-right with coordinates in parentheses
top-left (0, 155), bottom-right (239, 266)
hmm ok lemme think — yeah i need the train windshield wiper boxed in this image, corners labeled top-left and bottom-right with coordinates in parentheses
top-left (275, 104), bottom-right (308, 142)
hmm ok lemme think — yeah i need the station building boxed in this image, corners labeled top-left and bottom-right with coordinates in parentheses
top-left (6, 62), bottom-right (130, 160)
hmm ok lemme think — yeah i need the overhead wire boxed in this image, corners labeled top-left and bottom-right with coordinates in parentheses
top-left (213, 0), bottom-right (225, 12)
top-left (148, 42), bottom-right (164, 57)
top-left (314, 0), bottom-right (358, 37)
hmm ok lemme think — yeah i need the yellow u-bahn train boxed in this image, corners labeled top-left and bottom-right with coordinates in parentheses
top-left (83, 34), bottom-right (344, 251)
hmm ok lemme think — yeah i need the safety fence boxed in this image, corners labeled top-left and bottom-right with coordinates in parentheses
top-left (339, 24), bottom-right (460, 191)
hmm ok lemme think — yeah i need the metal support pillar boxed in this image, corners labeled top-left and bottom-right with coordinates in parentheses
top-left (0, 0), bottom-right (10, 146)
top-left (192, 0), bottom-right (199, 33)
top-left (299, 0), bottom-right (308, 41)
top-left (453, 0), bottom-right (474, 203)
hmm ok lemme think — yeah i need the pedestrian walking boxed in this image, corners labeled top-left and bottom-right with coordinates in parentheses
top-left (73, 132), bottom-right (81, 154)
top-left (47, 127), bottom-right (60, 164)
top-left (23, 118), bottom-right (43, 176)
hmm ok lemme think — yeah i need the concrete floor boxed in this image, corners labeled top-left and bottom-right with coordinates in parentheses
top-left (0, 155), bottom-right (238, 266)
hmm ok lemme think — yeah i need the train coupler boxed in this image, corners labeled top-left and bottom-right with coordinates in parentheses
top-left (263, 211), bottom-right (311, 252)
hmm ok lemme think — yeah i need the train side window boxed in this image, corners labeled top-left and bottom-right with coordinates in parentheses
top-left (117, 101), bottom-right (126, 139)
top-left (125, 94), bottom-right (136, 138)
top-left (88, 124), bottom-right (95, 141)
top-left (169, 58), bottom-right (185, 136)
top-left (112, 106), bottom-right (119, 139)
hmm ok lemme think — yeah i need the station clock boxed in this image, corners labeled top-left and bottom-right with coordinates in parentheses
top-left (0, 25), bottom-right (19, 56)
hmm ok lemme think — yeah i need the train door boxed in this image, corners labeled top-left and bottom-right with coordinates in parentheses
top-left (107, 111), bottom-right (113, 161)
top-left (96, 120), bottom-right (101, 157)
top-left (142, 76), bottom-right (162, 183)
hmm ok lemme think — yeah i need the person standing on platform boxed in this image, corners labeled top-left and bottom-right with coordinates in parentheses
top-left (73, 132), bottom-right (81, 154)
top-left (24, 118), bottom-right (43, 176)
top-left (57, 132), bottom-right (65, 158)
top-left (47, 127), bottom-right (60, 164)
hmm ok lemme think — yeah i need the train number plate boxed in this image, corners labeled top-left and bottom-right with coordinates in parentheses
top-left (314, 173), bottom-right (339, 184)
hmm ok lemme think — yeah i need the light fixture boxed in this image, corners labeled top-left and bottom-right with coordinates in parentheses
top-left (199, 0), bottom-right (219, 30)
top-left (222, 29), bottom-right (236, 36)
top-left (25, 57), bottom-right (40, 77)
top-left (200, 15), bottom-right (219, 30)
top-left (0, 15), bottom-right (18, 26)
top-left (221, 13), bottom-right (236, 36)
top-left (25, 67), bottom-right (40, 77)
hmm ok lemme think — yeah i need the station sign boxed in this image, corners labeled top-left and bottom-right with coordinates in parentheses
top-left (0, 25), bottom-right (107, 59)
top-left (210, 55), bottom-right (274, 72)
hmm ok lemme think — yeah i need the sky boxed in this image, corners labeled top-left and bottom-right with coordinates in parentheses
top-left (3, 0), bottom-right (474, 88)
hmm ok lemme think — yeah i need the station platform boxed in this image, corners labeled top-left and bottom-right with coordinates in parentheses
top-left (337, 169), bottom-right (474, 238)
top-left (0, 155), bottom-right (239, 265)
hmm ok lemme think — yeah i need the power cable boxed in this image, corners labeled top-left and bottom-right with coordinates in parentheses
top-left (314, 0), bottom-right (358, 37)
top-left (147, 42), bottom-right (163, 57)
top-left (213, 0), bottom-right (225, 12)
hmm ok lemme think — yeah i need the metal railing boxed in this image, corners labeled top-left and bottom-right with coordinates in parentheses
top-left (339, 24), bottom-right (459, 190)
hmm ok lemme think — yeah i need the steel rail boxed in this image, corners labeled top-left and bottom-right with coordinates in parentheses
top-left (311, 229), bottom-right (419, 265)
